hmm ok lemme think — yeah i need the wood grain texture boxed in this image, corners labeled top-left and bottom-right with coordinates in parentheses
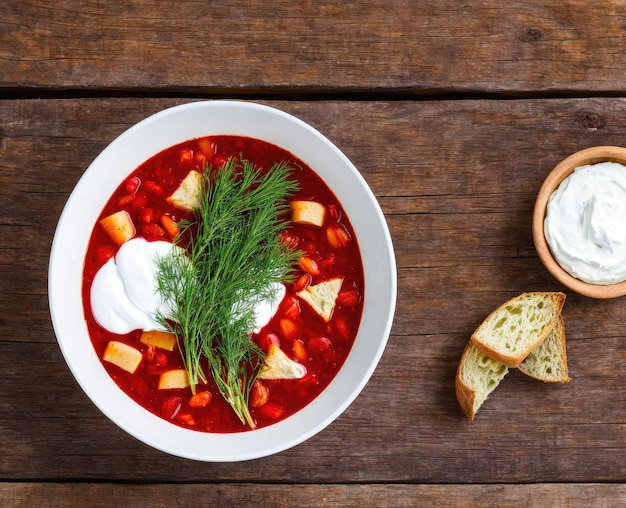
top-left (2, 483), bottom-right (626, 507)
top-left (1, 1), bottom-right (625, 94)
top-left (3, 0), bottom-right (626, 502)
top-left (1, 99), bottom-right (626, 486)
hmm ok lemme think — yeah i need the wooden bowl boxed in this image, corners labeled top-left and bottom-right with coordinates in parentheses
top-left (533, 146), bottom-right (626, 299)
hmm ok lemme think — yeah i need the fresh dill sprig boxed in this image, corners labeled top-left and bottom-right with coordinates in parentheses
top-left (157, 156), bottom-right (300, 428)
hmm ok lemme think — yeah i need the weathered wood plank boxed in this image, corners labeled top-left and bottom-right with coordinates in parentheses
top-left (2, 99), bottom-right (626, 483)
top-left (3, 338), bottom-right (623, 482)
top-left (3, 98), bottom-right (626, 343)
top-left (1, 1), bottom-right (625, 94)
top-left (1, 482), bottom-right (625, 507)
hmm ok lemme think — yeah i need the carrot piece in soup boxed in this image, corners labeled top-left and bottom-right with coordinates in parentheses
top-left (326, 223), bottom-right (351, 248)
top-left (160, 215), bottom-right (180, 238)
top-left (188, 391), bottom-right (212, 408)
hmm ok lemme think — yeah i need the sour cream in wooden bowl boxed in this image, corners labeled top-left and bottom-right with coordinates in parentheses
top-left (533, 146), bottom-right (626, 298)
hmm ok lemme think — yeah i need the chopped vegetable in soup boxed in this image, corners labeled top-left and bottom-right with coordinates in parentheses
top-left (82, 135), bottom-right (364, 433)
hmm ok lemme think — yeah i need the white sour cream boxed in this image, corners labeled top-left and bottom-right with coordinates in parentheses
top-left (544, 161), bottom-right (626, 285)
top-left (90, 238), bottom-right (182, 334)
top-left (90, 237), bottom-right (285, 335)
top-left (252, 282), bottom-right (286, 333)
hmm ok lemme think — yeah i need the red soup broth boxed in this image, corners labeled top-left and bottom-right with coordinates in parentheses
top-left (82, 135), bottom-right (364, 433)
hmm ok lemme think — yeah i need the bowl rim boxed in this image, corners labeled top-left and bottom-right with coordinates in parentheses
top-left (532, 145), bottom-right (626, 299)
top-left (48, 100), bottom-right (397, 461)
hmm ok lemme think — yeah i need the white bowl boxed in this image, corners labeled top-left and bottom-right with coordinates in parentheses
top-left (48, 101), bottom-right (397, 461)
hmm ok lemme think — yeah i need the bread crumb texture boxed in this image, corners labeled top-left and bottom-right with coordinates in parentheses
top-left (519, 315), bottom-right (570, 383)
top-left (471, 292), bottom-right (565, 367)
top-left (456, 343), bottom-right (509, 420)
top-left (457, 292), bottom-right (569, 420)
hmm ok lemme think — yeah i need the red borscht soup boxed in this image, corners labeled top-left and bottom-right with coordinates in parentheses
top-left (82, 135), bottom-right (364, 433)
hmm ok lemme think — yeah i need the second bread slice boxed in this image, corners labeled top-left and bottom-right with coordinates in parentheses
top-left (518, 315), bottom-right (570, 383)
top-left (470, 292), bottom-right (565, 368)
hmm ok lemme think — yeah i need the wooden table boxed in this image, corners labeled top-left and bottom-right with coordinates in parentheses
top-left (2, 1), bottom-right (625, 506)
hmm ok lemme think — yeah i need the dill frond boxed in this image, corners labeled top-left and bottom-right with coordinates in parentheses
top-left (157, 156), bottom-right (300, 428)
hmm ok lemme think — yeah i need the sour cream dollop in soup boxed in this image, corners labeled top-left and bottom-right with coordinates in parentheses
top-left (90, 237), bottom-right (284, 335)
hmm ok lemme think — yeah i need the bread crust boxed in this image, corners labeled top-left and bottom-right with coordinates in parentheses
top-left (470, 292), bottom-right (565, 367)
top-left (455, 343), bottom-right (478, 420)
top-left (455, 342), bottom-right (509, 420)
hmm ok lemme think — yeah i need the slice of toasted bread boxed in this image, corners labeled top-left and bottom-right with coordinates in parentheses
top-left (259, 344), bottom-right (307, 380)
top-left (455, 342), bottom-right (509, 420)
top-left (470, 292), bottom-right (565, 367)
top-left (167, 170), bottom-right (202, 211)
top-left (296, 277), bottom-right (343, 322)
top-left (518, 315), bottom-right (570, 383)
